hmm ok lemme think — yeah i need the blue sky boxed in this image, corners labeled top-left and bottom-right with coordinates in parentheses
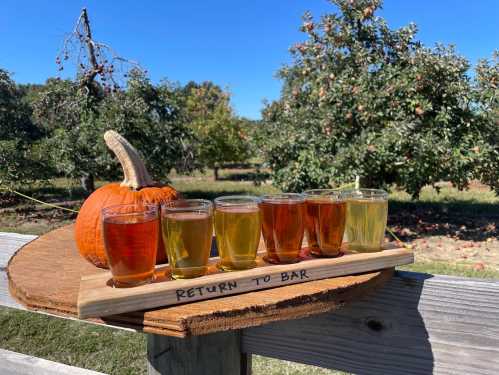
top-left (0, 1), bottom-right (497, 119)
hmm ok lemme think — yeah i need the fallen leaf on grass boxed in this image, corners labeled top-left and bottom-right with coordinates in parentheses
top-left (473, 262), bottom-right (485, 271)
top-left (400, 228), bottom-right (412, 236)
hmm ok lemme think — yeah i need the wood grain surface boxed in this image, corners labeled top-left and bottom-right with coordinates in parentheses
top-left (243, 271), bottom-right (499, 375)
top-left (8, 224), bottom-right (395, 337)
top-left (78, 247), bottom-right (412, 319)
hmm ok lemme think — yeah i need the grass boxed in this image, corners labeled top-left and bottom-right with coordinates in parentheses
top-left (172, 178), bottom-right (278, 201)
top-left (0, 308), bottom-right (146, 374)
top-left (399, 262), bottom-right (499, 279)
top-left (0, 307), bottom-right (344, 374)
top-left (0, 172), bottom-right (498, 374)
top-left (389, 183), bottom-right (499, 217)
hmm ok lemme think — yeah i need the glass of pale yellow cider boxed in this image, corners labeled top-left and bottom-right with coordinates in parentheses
top-left (344, 189), bottom-right (388, 252)
top-left (161, 199), bottom-right (213, 279)
top-left (214, 196), bottom-right (261, 271)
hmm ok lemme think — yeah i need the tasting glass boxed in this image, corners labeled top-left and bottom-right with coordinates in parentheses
top-left (161, 199), bottom-right (213, 279)
top-left (259, 193), bottom-right (306, 264)
top-left (101, 203), bottom-right (159, 287)
top-left (304, 189), bottom-right (347, 257)
top-left (214, 195), bottom-right (261, 271)
top-left (343, 189), bottom-right (388, 252)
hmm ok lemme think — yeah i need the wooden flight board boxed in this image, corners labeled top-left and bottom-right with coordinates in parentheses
top-left (7, 225), bottom-right (403, 337)
top-left (78, 247), bottom-right (413, 319)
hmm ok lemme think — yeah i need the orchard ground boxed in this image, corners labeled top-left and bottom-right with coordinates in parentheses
top-left (0, 168), bottom-right (498, 374)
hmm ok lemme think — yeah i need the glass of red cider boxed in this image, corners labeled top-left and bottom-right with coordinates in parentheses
top-left (304, 189), bottom-right (347, 257)
top-left (101, 203), bottom-right (159, 287)
top-left (259, 193), bottom-right (306, 264)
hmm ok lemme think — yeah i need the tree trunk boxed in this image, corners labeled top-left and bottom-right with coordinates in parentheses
top-left (80, 174), bottom-right (95, 195)
top-left (80, 8), bottom-right (100, 92)
top-left (214, 167), bottom-right (219, 181)
top-left (253, 164), bottom-right (261, 186)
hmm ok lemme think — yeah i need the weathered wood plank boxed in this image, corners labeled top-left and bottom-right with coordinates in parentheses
top-left (0, 232), bottom-right (37, 309)
top-left (0, 348), bottom-right (107, 375)
top-left (0, 232), bottom-right (37, 268)
top-left (147, 331), bottom-right (249, 375)
top-left (0, 272), bottom-right (24, 309)
top-left (242, 271), bottom-right (499, 375)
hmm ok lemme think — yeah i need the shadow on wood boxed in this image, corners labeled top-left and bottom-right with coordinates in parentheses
top-left (147, 331), bottom-right (250, 375)
top-left (243, 271), bottom-right (434, 375)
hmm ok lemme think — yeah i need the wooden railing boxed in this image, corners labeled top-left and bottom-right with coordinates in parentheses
top-left (1, 232), bottom-right (499, 375)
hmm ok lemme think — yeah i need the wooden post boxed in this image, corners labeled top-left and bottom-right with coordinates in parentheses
top-left (147, 331), bottom-right (251, 375)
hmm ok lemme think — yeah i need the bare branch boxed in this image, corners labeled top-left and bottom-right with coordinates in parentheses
top-left (56, 8), bottom-right (145, 96)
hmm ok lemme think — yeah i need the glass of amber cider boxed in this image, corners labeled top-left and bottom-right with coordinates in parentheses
top-left (259, 193), bottom-right (306, 264)
top-left (101, 203), bottom-right (159, 287)
top-left (214, 195), bottom-right (261, 271)
top-left (161, 199), bottom-right (213, 279)
top-left (304, 189), bottom-right (347, 257)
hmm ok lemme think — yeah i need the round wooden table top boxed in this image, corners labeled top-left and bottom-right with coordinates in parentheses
top-left (7, 225), bottom-right (393, 337)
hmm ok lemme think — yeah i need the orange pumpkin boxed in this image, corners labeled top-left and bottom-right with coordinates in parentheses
top-left (75, 130), bottom-right (178, 268)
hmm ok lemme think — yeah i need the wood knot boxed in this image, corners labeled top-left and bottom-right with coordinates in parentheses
top-left (366, 318), bottom-right (384, 332)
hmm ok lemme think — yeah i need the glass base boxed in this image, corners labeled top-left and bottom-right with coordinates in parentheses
top-left (310, 248), bottom-right (343, 258)
top-left (112, 273), bottom-right (154, 288)
top-left (348, 243), bottom-right (383, 253)
top-left (171, 266), bottom-right (208, 279)
top-left (263, 255), bottom-right (301, 264)
top-left (217, 260), bottom-right (257, 272)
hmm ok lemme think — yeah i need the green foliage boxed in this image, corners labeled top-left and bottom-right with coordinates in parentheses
top-left (0, 69), bottom-right (49, 186)
top-left (259, 0), bottom-right (499, 197)
top-left (180, 82), bottom-right (253, 171)
top-left (31, 71), bottom-right (194, 184)
top-left (3, 7), bottom-right (254, 188)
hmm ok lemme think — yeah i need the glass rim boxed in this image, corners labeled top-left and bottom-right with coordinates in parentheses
top-left (214, 195), bottom-right (260, 207)
top-left (101, 203), bottom-right (159, 217)
top-left (161, 199), bottom-right (213, 212)
top-left (261, 193), bottom-right (305, 203)
top-left (342, 188), bottom-right (388, 200)
top-left (304, 189), bottom-right (345, 201)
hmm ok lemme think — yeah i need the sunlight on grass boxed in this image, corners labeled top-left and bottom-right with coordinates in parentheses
top-left (0, 307), bottom-right (147, 375)
top-left (390, 184), bottom-right (499, 204)
top-left (399, 262), bottom-right (499, 279)
top-left (253, 355), bottom-right (347, 375)
top-left (171, 179), bottom-right (278, 200)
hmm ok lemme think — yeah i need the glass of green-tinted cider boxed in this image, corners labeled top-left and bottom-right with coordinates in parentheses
top-left (344, 189), bottom-right (388, 252)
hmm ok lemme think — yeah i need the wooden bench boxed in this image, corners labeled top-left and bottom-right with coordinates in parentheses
top-left (1, 231), bottom-right (499, 375)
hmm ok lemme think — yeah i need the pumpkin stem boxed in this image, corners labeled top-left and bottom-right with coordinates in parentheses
top-left (104, 130), bottom-right (154, 190)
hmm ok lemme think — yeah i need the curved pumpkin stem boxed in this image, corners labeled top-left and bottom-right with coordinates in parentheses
top-left (104, 130), bottom-right (154, 190)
